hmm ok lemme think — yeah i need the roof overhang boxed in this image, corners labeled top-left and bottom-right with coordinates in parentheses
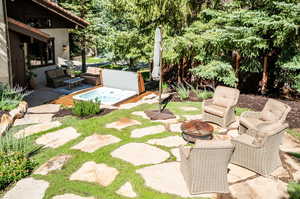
top-left (8, 17), bottom-right (51, 43)
top-left (31, 0), bottom-right (90, 28)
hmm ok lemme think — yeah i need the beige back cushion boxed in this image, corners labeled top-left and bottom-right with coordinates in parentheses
top-left (86, 67), bottom-right (101, 75)
top-left (260, 99), bottom-right (290, 122)
top-left (213, 86), bottom-right (240, 108)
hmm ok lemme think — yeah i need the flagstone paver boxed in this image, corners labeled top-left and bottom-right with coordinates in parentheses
top-left (52, 194), bottom-right (95, 199)
top-left (294, 171), bottom-right (300, 182)
top-left (154, 116), bottom-right (179, 124)
top-left (36, 127), bottom-right (80, 148)
top-left (119, 103), bottom-right (140, 109)
top-left (111, 143), bottom-right (170, 166)
top-left (271, 167), bottom-right (290, 181)
top-left (14, 121), bottom-right (62, 138)
top-left (3, 178), bottom-right (49, 199)
top-left (130, 125), bottom-right (165, 138)
top-left (105, 118), bottom-right (141, 130)
top-left (228, 164), bottom-right (257, 184)
top-left (116, 182), bottom-right (137, 198)
top-left (34, 155), bottom-right (72, 175)
top-left (147, 136), bottom-right (187, 147)
top-left (28, 104), bottom-right (61, 114)
top-left (136, 162), bottom-right (217, 198)
top-left (72, 134), bottom-right (121, 153)
top-left (183, 114), bottom-right (203, 121)
top-left (280, 133), bottom-right (300, 153)
top-left (14, 114), bottom-right (54, 126)
top-left (131, 111), bottom-right (150, 120)
top-left (168, 123), bottom-right (182, 133)
top-left (70, 161), bottom-right (119, 187)
top-left (180, 106), bottom-right (199, 111)
top-left (171, 148), bottom-right (181, 161)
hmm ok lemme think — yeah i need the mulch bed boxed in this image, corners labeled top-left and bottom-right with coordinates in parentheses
top-left (237, 94), bottom-right (300, 129)
top-left (53, 108), bottom-right (115, 119)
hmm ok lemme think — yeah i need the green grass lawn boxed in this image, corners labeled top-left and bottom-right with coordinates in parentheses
top-left (86, 57), bottom-right (107, 64)
top-left (10, 102), bottom-right (208, 199)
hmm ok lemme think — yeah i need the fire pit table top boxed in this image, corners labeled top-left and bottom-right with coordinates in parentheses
top-left (181, 120), bottom-right (214, 143)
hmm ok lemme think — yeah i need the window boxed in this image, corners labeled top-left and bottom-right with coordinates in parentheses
top-left (28, 38), bottom-right (55, 68)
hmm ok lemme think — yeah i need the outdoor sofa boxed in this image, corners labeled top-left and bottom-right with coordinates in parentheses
top-left (80, 67), bottom-right (102, 86)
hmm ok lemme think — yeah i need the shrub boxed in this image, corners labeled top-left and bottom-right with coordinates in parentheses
top-left (288, 182), bottom-right (300, 199)
top-left (0, 84), bottom-right (28, 111)
top-left (72, 100), bottom-right (101, 117)
top-left (0, 134), bottom-right (33, 154)
top-left (0, 152), bottom-right (36, 190)
top-left (175, 84), bottom-right (190, 100)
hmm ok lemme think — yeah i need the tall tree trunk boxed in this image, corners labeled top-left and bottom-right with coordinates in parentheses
top-left (81, 36), bottom-right (87, 73)
top-left (261, 55), bottom-right (269, 94)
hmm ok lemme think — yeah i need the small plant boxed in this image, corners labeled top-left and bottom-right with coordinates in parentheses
top-left (188, 84), bottom-right (213, 100)
top-left (0, 84), bottom-right (28, 111)
top-left (0, 134), bottom-right (33, 154)
top-left (176, 84), bottom-right (190, 100)
top-left (288, 182), bottom-right (300, 199)
top-left (72, 99), bottom-right (101, 117)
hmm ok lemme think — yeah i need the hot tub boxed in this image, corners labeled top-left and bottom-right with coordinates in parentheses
top-left (73, 87), bottom-right (137, 105)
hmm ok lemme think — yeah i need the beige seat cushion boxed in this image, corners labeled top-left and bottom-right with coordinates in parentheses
top-left (239, 117), bottom-right (264, 129)
top-left (212, 86), bottom-right (239, 108)
top-left (204, 104), bottom-right (226, 117)
top-left (260, 99), bottom-right (288, 122)
top-left (86, 67), bottom-right (100, 75)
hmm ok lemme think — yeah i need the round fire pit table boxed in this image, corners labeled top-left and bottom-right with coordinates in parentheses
top-left (181, 120), bottom-right (214, 143)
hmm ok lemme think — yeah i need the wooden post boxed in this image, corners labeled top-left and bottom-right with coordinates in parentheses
top-left (81, 36), bottom-right (86, 73)
top-left (261, 55), bottom-right (269, 94)
top-left (159, 26), bottom-right (163, 112)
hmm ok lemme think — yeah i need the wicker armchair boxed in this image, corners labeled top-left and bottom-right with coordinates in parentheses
top-left (231, 122), bottom-right (288, 176)
top-left (180, 140), bottom-right (234, 194)
top-left (202, 86), bottom-right (240, 127)
top-left (239, 99), bottom-right (291, 135)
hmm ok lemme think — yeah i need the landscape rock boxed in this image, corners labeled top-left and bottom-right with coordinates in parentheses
top-left (293, 171), bottom-right (300, 183)
top-left (72, 134), bottom-right (121, 153)
top-left (15, 121), bottom-right (62, 138)
top-left (147, 136), bottom-right (187, 147)
top-left (3, 178), bottom-right (49, 199)
top-left (36, 127), bottom-right (80, 148)
top-left (70, 161), bottom-right (119, 187)
top-left (130, 125), bottom-right (165, 138)
top-left (52, 194), bottom-right (95, 199)
top-left (116, 182), bottom-right (137, 198)
top-left (136, 162), bottom-right (217, 198)
top-left (111, 143), bottom-right (170, 166)
top-left (0, 114), bottom-right (13, 136)
top-left (34, 155), bottom-right (72, 175)
top-left (28, 104), bottom-right (60, 114)
top-left (183, 114), bottom-right (203, 121)
top-left (14, 113), bottom-right (54, 126)
top-left (105, 118), bottom-right (141, 130)
top-left (228, 164), bottom-right (257, 184)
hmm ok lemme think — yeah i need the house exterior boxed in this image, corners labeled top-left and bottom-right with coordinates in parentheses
top-left (0, 0), bottom-right (88, 87)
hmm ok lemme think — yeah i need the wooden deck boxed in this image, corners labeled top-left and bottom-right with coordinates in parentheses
top-left (51, 86), bottom-right (156, 107)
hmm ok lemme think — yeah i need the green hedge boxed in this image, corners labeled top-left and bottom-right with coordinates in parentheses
top-left (0, 152), bottom-right (36, 190)
top-left (72, 100), bottom-right (101, 117)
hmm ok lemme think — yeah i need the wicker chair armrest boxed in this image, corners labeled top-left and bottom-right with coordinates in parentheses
top-left (231, 134), bottom-right (261, 148)
top-left (203, 99), bottom-right (214, 106)
top-left (240, 111), bottom-right (261, 120)
top-left (256, 122), bottom-right (289, 136)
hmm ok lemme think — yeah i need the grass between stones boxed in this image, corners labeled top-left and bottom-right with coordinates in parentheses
top-left (4, 102), bottom-right (299, 199)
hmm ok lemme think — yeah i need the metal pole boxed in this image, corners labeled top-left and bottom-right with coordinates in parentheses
top-left (159, 26), bottom-right (163, 112)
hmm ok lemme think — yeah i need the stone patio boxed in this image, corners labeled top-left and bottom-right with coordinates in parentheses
top-left (36, 127), bottom-right (80, 148)
top-left (116, 182), bottom-right (137, 198)
top-left (14, 113), bottom-right (54, 126)
top-left (130, 125), bottom-right (165, 138)
top-left (71, 134), bottom-right (121, 153)
top-left (70, 161), bottom-right (119, 187)
top-left (34, 155), bottom-right (72, 175)
top-left (111, 143), bottom-right (170, 166)
top-left (105, 118), bottom-right (141, 130)
top-left (147, 136), bottom-right (187, 147)
top-left (14, 121), bottom-right (62, 138)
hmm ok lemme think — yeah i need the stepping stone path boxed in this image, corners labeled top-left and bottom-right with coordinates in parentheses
top-left (116, 182), bottom-right (137, 198)
top-left (280, 133), bottom-right (300, 153)
top-left (180, 106), bottom-right (199, 111)
top-left (70, 161), bottom-right (119, 187)
top-left (36, 127), bottom-right (80, 148)
top-left (14, 113), bottom-right (54, 126)
top-left (183, 114), bottom-right (203, 121)
top-left (111, 143), bottom-right (170, 166)
top-left (228, 164), bottom-right (257, 184)
top-left (130, 125), bottom-right (165, 138)
top-left (52, 194), bottom-right (95, 199)
top-left (14, 121), bottom-right (62, 138)
top-left (168, 123), bottom-right (182, 133)
top-left (34, 155), bottom-right (72, 175)
top-left (229, 176), bottom-right (288, 199)
top-left (106, 118), bottom-right (141, 130)
top-left (3, 178), bottom-right (49, 199)
top-left (136, 162), bottom-right (217, 198)
top-left (72, 134), bottom-right (121, 153)
top-left (131, 111), bottom-right (150, 120)
top-left (147, 136), bottom-right (187, 147)
top-left (119, 103), bottom-right (140, 109)
top-left (171, 148), bottom-right (181, 161)
top-left (27, 104), bottom-right (61, 114)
